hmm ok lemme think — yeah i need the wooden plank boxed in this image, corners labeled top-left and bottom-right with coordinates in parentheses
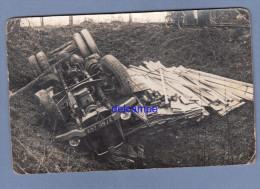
top-left (127, 70), bottom-right (150, 92)
top-left (175, 68), bottom-right (253, 101)
top-left (179, 66), bottom-right (253, 88)
top-left (143, 61), bottom-right (166, 72)
top-left (246, 87), bottom-right (254, 94)
top-left (179, 72), bottom-right (232, 104)
top-left (160, 68), bottom-right (169, 104)
top-left (177, 66), bottom-right (253, 95)
top-left (218, 101), bottom-right (245, 116)
top-left (200, 79), bottom-right (254, 101)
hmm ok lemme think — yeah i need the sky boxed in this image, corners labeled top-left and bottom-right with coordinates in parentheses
top-left (20, 12), bottom-right (173, 27)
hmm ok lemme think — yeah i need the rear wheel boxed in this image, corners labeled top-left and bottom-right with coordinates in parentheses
top-left (80, 29), bottom-right (99, 54)
top-left (28, 55), bottom-right (42, 77)
top-left (40, 74), bottom-right (63, 93)
top-left (73, 32), bottom-right (90, 58)
top-left (100, 55), bottom-right (134, 96)
top-left (36, 51), bottom-right (50, 72)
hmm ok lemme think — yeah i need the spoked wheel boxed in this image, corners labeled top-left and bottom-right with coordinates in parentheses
top-left (100, 55), bottom-right (134, 96)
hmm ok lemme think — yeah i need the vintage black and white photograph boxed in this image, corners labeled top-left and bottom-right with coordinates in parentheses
top-left (7, 8), bottom-right (255, 174)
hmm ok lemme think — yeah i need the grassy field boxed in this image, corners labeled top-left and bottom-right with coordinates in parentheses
top-left (7, 21), bottom-right (255, 174)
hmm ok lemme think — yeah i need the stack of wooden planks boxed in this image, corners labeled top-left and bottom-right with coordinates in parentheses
top-left (127, 61), bottom-right (253, 119)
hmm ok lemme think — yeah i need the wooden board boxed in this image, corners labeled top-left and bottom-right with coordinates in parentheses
top-left (127, 61), bottom-right (253, 117)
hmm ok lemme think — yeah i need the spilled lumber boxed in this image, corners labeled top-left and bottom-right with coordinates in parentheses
top-left (127, 61), bottom-right (253, 117)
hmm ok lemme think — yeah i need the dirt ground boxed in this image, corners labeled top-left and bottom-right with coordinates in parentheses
top-left (7, 21), bottom-right (255, 174)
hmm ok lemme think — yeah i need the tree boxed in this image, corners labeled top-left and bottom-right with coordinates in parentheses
top-left (69, 16), bottom-right (73, 26)
top-left (6, 18), bottom-right (21, 33)
top-left (129, 13), bottom-right (132, 24)
top-left (40, 17), bottom-right (44, 26)
top-left (198, 10), bottom-right (210, 27)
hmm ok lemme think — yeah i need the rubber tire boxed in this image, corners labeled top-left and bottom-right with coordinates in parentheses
top-left (100, 55), bottom-right (134, 96)
top-left (35, 89), bottom-right (66, 131)
top-left (40, 74), bottom-right (63, 92)
top-left (80, 29), bottom-right (99, 54)
top-left (36, 51), bottom-right (50, 72)
top-left (73, 32), bottom-right (90, 58)
top-left (28, 55), bottom-right (42, 77)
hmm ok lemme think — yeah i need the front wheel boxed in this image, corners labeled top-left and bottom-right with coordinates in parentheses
top-left (100, 55), bottom-right (134, 96)
top-left (34, 89), bottom-right (66, 132)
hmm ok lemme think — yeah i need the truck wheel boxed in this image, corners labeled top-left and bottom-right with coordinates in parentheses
top-left (28, 55), bottom-right (42, 77)
top-left (40, 74), bottom-right (63, 92)
top-left (73, 32), bottom-right (90, 58)
top-left (100, 55), bottom-right (134, 96)
top-left (80, 29), bottom-right (99, 54)
top-left (36, 51), bottom-right (50, 72)
top-left (35, 89), bottom-right (66, 131)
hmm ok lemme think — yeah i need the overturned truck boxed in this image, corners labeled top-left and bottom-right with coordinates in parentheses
top-left (11, 28), bottom-right (254, 156)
